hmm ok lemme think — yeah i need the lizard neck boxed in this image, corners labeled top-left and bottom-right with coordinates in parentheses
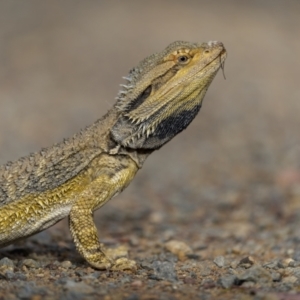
top-left (88, 107), bottom-right (153, 169)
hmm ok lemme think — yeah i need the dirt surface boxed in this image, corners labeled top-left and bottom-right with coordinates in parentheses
top-left (1, 1), bottom-right (300, 299)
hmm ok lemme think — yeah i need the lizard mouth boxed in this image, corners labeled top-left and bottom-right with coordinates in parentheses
top-left (197, 46), bottom-right (227, 81)
top-left (218, 49), bottom-right (227, 78)
top-left (206, 47), bottom-right (227, 70)
top-left (219, 48), bottom-right (227, 64)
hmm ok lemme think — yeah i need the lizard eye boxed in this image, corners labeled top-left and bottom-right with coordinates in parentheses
top-left (177, 55), bottom-right (190, 64)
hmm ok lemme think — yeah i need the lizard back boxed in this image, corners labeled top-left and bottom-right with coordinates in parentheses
top-left (0, 111), bottom-right (117, 205)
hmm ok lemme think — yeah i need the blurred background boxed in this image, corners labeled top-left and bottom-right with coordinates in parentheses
top-left (1, 0), bottom-right (300, 244)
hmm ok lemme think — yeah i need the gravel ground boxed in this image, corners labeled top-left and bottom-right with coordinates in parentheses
top-left (1, 1), bottom-right (300, 299)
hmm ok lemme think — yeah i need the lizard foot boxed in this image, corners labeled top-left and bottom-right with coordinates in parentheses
top-left (105, 245), bottom-right (137, 271)
top-left (86, 255), bottom-right (113, 270)
top-left (111, 257), bottom-right (137, 271)
top-left (86, 245), bottom-right (137, 271)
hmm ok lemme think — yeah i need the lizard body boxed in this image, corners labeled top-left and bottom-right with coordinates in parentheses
top-left (0, 41), bottom-right (226, 269)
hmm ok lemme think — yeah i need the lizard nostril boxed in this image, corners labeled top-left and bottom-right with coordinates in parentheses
top-left (204, 49), bottom-right (210, 54)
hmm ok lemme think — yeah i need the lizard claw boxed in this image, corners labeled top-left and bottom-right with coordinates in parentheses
top-left (88, 259), bottom-right (112, 270)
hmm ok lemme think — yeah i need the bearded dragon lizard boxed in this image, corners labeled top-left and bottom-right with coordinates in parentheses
top-left (0, 41), bottom-right (226, 270)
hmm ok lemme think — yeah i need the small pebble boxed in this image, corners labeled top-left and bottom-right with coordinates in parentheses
top-left (278, 258), bottom-right (295, 268)
top-left (0, 270), bottom-right (15, 280)
top-left (271, 271), bottom-right (281, 282)
top-left (238, 256), bottom-right (255, 268)
top-left (21, 259), bottom-right (40, 269)
top-left (214, 256), bottom-right (225, 268)
top-left (0, 257), bottom-right (14, 270)
top-left (237, 266), bottom-right (272, 284)
top-left (61, 261), bottom-right (72, 269)
top-left (151, 261), bottom-right (178, 282)
top-left (230, 259), bottom-right (240, 269)
top-left (164, 240), bottom-right (193, 260)
top-left (140, 261), bottom-right (153, 270)
top-left (292, 249), bottom-right (300, 261)
top-left (14, 272), bottom-right (27, 281)
top-left (75, 270), bottom-right (86, 277)
top-left (231, 245), bottom-right (243, 255)
top-left (285, 266), bottom-right (300, 278)
top-left (219, 275), bottom-right (236, 288)
top-left (264, 260), bottom-right (279, 270)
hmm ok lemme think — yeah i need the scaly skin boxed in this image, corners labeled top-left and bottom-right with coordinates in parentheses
top-left (0, 41), bottom-right (227, 270)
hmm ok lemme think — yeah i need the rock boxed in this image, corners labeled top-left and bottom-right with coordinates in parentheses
top-left (214, 256), bottom-right (225, 268)
top-left (283, 266), bottom-right (300, 279)
top-left (236, 266), bottom-right (273, 284)
top-left (230, 259), bottom-right (240, 269)
top-left (164, 240), bottom-right (193, 261)
top-left (75, 270), bottom-right (86, 277)
top-left (6, 270), bottom-right (16, 279)
top-left (17, 282), bottom-right (37, 299)
top-left (219, 275), bottom-right (237, 288)
top-left (150, 261), bottom-right (178, 282)
top-left (0, 257), bottom-right (14, 270)
top-left (14, 272), bottom-right (27, 281)
top-left (293, 250), bottom-right (300, 261)
top-left (0, 270), bottom-right (15, 280)
top-left (61, 261), bottom-right (72, 269)
top-left (264, 260), bottom-right (279, 270)
top-left (140, 261), bottom-right (153, 270)
top-left (270, 271), bottom-right (281, 282)
top-left (238, 256), bottom-right (255, 268)
top-left (278, 258), bottom-right (295, 268)
top-left (0, 257), bottom-right (15, 279)
top-left (21, 258), bottom-right (40, 268)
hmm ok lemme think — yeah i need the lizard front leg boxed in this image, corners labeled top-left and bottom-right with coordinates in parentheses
top-left (69, 155), bottom-right (138, 270)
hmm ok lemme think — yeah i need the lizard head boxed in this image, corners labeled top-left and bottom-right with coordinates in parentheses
top-left (111, 40), bottom-right (227, 150)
